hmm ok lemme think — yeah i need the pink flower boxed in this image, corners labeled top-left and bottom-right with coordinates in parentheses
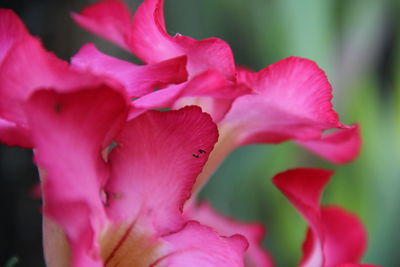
top-left (72, 0), bottom-right (236, 80)
top-left (71, 43), bottom-right (250, 123)
top-left (26, 86), bottom-right (248, 266)
top-left (0, 9), bottom-right (188, 148)
top-left (72, 0), bottom-right (361, 194)
top-left (71, 43), bottom-right (188, 98)
top-left (273, 168), bottom-right (379, 267)
top-left (185, 202), bottom-right (274, 267)
top-left (192, 58), bottom-right (361, 192)
top-left (0, 6), bottom-right (377, 267)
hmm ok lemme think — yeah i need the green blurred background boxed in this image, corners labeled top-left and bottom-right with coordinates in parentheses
top-left (0, 0), bottom-right (399, 266)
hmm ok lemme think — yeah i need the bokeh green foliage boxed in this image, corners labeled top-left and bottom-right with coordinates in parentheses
top-left (159, 0), bottom-right (400, 266)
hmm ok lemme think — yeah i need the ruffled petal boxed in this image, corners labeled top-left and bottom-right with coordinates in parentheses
top-left (273, 168), bottom-right (332, 267)
top-left (71, 0), bottom-right (132, 50)
top-left (0, 117), bottom-right (32, 147)
top-left (296, 125), bottom-right (361, 164)
top-left (156, 221), bottom-right (248, 267)
top-left (173, 35), bottom-right (236, 79)
top-left (0, 35), bottom-right (117, 147)
top-left (128, 0), bottom-right (235, 78)
top-left (26, 87), bottom-right (128, 266)
top-left (128, 0), bottom-right (178, 62)
top-left (71, 43), bottom-right (188, 98)
top-left (222, 57), bottom-right (344, 146)
top-left (272, 168), bottom-right (332, 227)
top-left (172, 75), bottom-right (251, 123)
top-left (320, 206), bottom-right (367, 267)
top-left (0, 9), bottom-right (29, 63)
top-left (0, 9), bottom-right (71, 147)
top-left (130, 70), bottom-right (250, 121)
top-left (273, 169), bottom-right (368, 267)
top-left (186, 202), bottom-right (273, 267)
top-left (106, 106), bottom-right (219, 234)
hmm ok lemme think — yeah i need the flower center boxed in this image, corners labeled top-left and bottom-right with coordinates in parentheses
top-left (100, 222), bottom-right (161, 267)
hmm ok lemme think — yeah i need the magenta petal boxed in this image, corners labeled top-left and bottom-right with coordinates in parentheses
top-left (174, 35), bottom-right (236, 79)
top-left (106, 106), bottom-right (219, 234)
top-left (172, 71), bottom-right (252, 122)
top-left (128, 0), bottom-right (179, 63)
top-left (0, 118), bottom-right (32, 147)
top-left (222, 57), bottom-right (343, 146)
top-left (296, 125), bottom-right (361, 164)
top-left (301, 205), bottom-right (368, 267)
top-left (130, 69), bottom-right (250, 121)
top-left (71, 0), bottom-right (132, 50)
top-left (273, 169), bottom-right (369, 267)
top-left (128, 72), bottom-right (226, 119)
top-left (129, 83), bottom-right (186, 119)
top-left (72, 43), bottom-right (188, 97)
top-left (273, 168), bottom-right (333, 267)
top-left (186, 202), bottom-right (274, 267)
top-left (0, 9), bottom-right (29, 63)
top-left (0, 10), bottom-right (39, 146)
top-left (158, 221), bottom-right (248, 267)
top-left (129, 0), bottom-right (235, 78)
top-left (0, 36), bottom-right (114, 136)
top-left (320, 206), bottom-right (367, 267)
top-left (0, 11), bottom-right (121, 148)
top-left (272, 168), bottom-right (332, 228)
top-left (26, 88), bottom-right (128, 266)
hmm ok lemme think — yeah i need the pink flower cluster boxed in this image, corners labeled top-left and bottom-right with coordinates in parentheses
top-left (0, 0), bottom-right (379, 266)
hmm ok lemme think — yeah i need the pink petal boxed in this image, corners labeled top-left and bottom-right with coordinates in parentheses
top-left (0, 9), bottom-right (29, 63)
top-left (128, 0), bottom-right (235, 78)
top-left (0, 11), bottom-right (120, 148)
top-left (156, 221), bottom-right (248, 267)
top-left (272, 168), bottom-right (332, 228)
top-left (0, 117), bottom-right (32, 147)
top-left (71, 0), bottom-right (132, 50)
top-left (320, 206), bottom-right (367, 267)
top-left (296, 125), bottom-right (361, 164)
top-left (273, 168), bottom-right (333, 267)
top-left (186, 202), bottom-right (273, 267)
top-left (130, 70), bottom-right (250, 121)
top-left (172, 74), bottom-right (251, 123)
top-left (26, 87), bottom-right (128, 266)
top-left (106, 106), bottom-right (219, 234)
top-left (71, 43), bottom-right (188, 98)
top-left (0, 35), bottom-right (120, 147)
top-left (128, 0), bottom-right (178, 62)
top-left (222, 57), bottom-right (343, 146)
top-left (0, 10), bottom-right (48, 147)
top-left (273, 169), bottom-right (369, 267)
top-left (173, 35), bottom-right (236, 79)
top-left (129, 83), bottom-right (187, 119)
